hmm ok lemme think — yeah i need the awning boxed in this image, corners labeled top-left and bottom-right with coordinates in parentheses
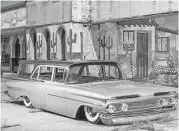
top-left (156, 26), bottom-right (178, 35)
top-left (116, 18), bottom-right (159, 27)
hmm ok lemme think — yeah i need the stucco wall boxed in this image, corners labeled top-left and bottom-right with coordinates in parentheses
top-left (90, 1), bottom-right (178, 22)
top-left (72, 0), bottom-right (90, 22)
top-left (26, 23), bottom-right (98, 61)
top-left (155, 31), bottom-right (178, 66)
top-left (27, 1), bottom-right (72, 26)
top-left (1, 7), bottom-right (26, 29)
top-left (118, 26), bottom-right (155, 77)
top-left (89, 23), bottom-right (156, 78)
top-left (155, 14), bottom-right (178, 66)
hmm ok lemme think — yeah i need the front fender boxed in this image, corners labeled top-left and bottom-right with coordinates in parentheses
top-left (65, 92), bottom-right (107, 118)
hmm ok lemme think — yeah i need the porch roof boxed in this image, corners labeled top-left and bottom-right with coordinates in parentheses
top-left (116, 18), bottom-right (159, 27)
top-left (156, 26), bottom-right (178, 35)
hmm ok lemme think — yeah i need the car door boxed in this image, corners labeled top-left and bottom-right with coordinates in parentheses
top-left (45, 66), bottom-right (67, 115)
top-left (29, 66), bottom-right (46, 109)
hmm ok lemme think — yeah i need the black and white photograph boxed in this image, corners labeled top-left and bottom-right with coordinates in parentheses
top-left (1, 0), bottom-right (178, 131)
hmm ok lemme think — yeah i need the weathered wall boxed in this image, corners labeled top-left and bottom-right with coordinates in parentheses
top-left (27, 1), bottom-right (72, 26)
top-left (26, 23), bottom-right (98, 61)
top-left (72, 0), bottom-right (90, 22)
top-left (155, 31), bottom-right (178, 66)
top-left (90, 1), bottom-right (178, 22)
top-left (1, 7), bottom-right (26, 29)
top-left (118, 26), bottom-right (155, 77)
top-left (155, 14), bottom-right (178, 66)
top-left (89, 23), bottom-right (156, 78)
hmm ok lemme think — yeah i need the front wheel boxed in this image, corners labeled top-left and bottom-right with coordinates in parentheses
top-left (84, 106), bottom-right (101, 124)
top-left (23, 96), bottom-right (33, 108)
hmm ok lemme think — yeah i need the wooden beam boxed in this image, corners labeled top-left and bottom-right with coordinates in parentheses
top-left (135, 19), bottom-right (141, 27)
top-left (139, 19), bottom-right (146, 27)
top-left (131, 19), bottom-right (137, 27)
top-left (143, 18), bottom-right (151, 26)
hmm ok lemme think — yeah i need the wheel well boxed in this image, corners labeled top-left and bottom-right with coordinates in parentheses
top-left (17, 95), bottom-right (29, 100)
top-left (75, 105), bottom-right (86, 119)
top-left (17, 95), bottom-right (24, 100)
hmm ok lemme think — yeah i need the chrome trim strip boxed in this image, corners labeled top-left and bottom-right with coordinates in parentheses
top-left (100, 107), bottom-right (175, 119)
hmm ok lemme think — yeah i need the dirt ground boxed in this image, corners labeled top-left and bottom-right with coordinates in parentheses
top-left (1, 76), bottom-right (178, 131)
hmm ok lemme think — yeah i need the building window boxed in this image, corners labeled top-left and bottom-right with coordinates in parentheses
top-left (123, 31), bottom-right (135, 42)
top-left (123, 30), bottom-right (135, 51)
top-left (157, 37), bottom-right (169, 52)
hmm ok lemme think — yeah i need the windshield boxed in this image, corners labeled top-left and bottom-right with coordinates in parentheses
top-left (67, 62), bottom-right (125, 84)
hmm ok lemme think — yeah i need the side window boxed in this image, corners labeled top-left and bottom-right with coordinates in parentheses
top-left (104, 65), bottom-right (119, 78)
top-left (39, 66), bottom-right (53, 81)
top-left (87, 65), bottom-right (100, 77)
top-left (31, 67), bottom-right (39, 79)
top-left (53, 67), bottom-right (66, 83)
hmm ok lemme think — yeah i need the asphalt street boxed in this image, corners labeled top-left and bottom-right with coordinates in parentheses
top-left (1, 76), bottom-right (178, 131)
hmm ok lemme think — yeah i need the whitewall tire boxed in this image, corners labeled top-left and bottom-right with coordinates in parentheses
top-left (23, 96), bottom-right (33, 108)
top-left (84, 106), bottom-right (101, 124)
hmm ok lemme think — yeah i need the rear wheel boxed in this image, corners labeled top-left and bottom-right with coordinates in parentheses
top-left (23, 96), bottom-right (33, 108)
top-left (84, 106), bottom-right (101, 124)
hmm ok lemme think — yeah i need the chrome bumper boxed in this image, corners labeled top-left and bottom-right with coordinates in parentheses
top-left (100, 106), bottom-right (176, 125)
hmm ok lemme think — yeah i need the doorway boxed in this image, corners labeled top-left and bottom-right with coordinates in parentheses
top-left (15, 38), bottom-right (20, 66)
top-left (57, 27), bottom-right (66, 60)
top-left (136, 32), bottom-right (149, 78)
top-left (44, 29), bottom-right (51, 60)
top-left (30, 29), bottom-right (37, 60)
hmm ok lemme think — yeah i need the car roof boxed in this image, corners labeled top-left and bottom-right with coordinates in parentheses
top-left (19, 60), bottom-right (118, 67)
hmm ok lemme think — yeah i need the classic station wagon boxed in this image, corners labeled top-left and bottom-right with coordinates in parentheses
top-left (6, 60), bottom-right (177, 125)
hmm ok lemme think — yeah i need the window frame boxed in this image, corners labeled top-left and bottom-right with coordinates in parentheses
top-left (53, 66), bottom-right (67, 83)
top-left (123, 30), bottom-right (135, 42)
top-left (157, 37), bottom-right (169, 52)
top-left (67, 63), bottom-right (126, 84)
top-left (30, 65), bottom-right (68, 83)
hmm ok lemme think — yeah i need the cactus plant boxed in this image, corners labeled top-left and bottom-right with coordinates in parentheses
top-left (50, 33), bottom-right (57, 60)
top-left (36, 35), bottom-right (42, 59)
top-left (68, 29), bottom-right (77, 60)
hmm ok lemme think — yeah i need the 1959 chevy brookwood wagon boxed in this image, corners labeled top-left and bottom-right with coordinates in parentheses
top-left (6, 60), bottom-right (177, 125)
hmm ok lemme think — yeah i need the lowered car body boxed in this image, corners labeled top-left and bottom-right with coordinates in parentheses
top-left (6, 60), bottom-right (178, 125)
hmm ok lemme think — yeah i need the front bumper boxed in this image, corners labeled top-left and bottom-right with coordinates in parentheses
top-left (100, 106), bottom-right (176, 125)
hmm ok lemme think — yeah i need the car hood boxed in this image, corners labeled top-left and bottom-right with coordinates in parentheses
top-left (77, 80), bottom-right (176, 99)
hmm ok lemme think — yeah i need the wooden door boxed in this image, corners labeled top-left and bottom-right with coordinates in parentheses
top-left (136, 32), bottom-right (148, 78)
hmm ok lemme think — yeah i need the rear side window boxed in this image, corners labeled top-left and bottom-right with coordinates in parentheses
top-left (18, 64), bottom-right (35, 77)
top-left (39, 66), bottom-right (53, 81)
top-left (53, 67), bottom-right (66, 83)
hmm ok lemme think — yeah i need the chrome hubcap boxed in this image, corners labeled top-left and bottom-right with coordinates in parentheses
top-left (24, 96), bottom-right (30, 103)
top-left (86, 107), bottom-right (98, 117)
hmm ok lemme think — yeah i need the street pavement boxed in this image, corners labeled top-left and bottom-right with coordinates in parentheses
top-left (1, 76), bottom-right (178, 131)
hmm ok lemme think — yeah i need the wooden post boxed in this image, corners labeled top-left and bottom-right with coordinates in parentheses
top-left (98, 24), bottom-right (100, 60)
top-left (80, 32), bottom-right (83, 60)
top-left (103, 35), bottom-right (105, 60)
top-left (108, 35), bottom-right (110, 61)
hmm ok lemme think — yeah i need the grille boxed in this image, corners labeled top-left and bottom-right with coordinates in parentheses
top-left (111, 106), bottom-right (174, 118)
top-left (128, 98), bottom-right (160, 110)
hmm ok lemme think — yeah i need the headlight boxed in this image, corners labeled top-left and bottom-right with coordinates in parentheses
top-left (160, 98), bottom-right (169, 107)
top-left (121, 103), bottom-right (128, 112)
top-left (169, 97), bottom-right (177, 105)
top-left (107, 105), bottom-right (116, 113)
